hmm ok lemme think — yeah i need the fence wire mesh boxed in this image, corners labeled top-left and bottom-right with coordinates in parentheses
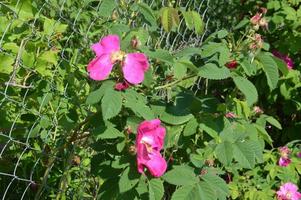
top-left (0, 0), bottom-right (213, 198)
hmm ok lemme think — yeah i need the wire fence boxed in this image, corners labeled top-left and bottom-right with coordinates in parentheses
top-left (0, 0), bottom-right (213, 198)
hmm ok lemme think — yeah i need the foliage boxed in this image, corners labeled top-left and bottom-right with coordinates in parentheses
top-left (0, 0), bottom-right (300, 199)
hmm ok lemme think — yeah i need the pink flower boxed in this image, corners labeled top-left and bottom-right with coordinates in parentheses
top-left (225, 112), bottom-right (237, 118)
top-left (87, 35), bottom-right (149, 84)
top-left (278, 157), bottom-right (291, 167)
top-left (136, 119), bottom-right (167, 177)
top-left (278, 146), bottom-right (292, 167)
top-left (297, 152), bottom-right (301, 158)
top-left (272, 50), bottom-right (294, 70)
top-left (276, 182), bottom-right (301, 200)
top-left (253, 106), bottom-right (263, 114)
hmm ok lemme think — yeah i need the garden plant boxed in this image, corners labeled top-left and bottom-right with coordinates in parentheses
top-left (0, 0), bottom-right (301, 199)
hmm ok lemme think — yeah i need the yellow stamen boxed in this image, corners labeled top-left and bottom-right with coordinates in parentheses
top-left (110, 51), bottom-right (125, 63)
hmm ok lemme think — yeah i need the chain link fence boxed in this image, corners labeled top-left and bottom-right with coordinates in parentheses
top-left (0, 0), bottom-right (213, 198)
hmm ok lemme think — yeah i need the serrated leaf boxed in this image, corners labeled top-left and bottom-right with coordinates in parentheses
top-left (171, 183), bottom-right (202, 200)
top-left (233, 141), bottom-right (255, 169)
top-left (174, 62), bottom-right (187, 79)
top-left (118, 167), bottom-right (140, 193)
top-left (183, 117), bottom-right (198, 136)
top-left (99, 0), bottom-right (116, 17)
top-left (86, 81), bottom-right (115, 105)
top-left (137, 3), bottom-right (157, 27)
top-left (182, 11), bottom-right (194, 29)
top-left (273, 57), bottom-right (289, 76)
top-left (191, 11), bottom-right (204, 35)
top-left (201, 173), bottom-right (230, 199)
top-left (149, 179), bottom-right (164, 200)
top-left (254, 124), bottom-right (273, 146)
top-left (198, 63), bottom-right (231, 80)
top-left (171, 8), bottom-right (180, 26)
top-left (215, 141), bottom-right (233, 166)
top-left (142, 48), bottom-right (174, 64)
top-left (101, 88), bottom-right (122, 120)
top-left (124, 89), bottom-right (154, 120)
top-left (233, 76), bottom-right (258, 106)
top-left (266, 116), bottom-right (282, 130)
top-left (162, 165), bottom-right (199, 186)
top-left (257, 52), bottom-right (279, 90)
top-left (97, 126), bottom-right (124, 139)
top-left (161, 7), bottom-right (173, 32)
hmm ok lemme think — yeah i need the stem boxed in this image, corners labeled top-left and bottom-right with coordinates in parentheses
top-left (154, 75), bottom-right (197, 90)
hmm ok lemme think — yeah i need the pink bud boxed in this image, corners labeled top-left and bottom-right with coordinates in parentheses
top-left (114, 81), bottom-right (130, 91)
top-left (225, 112), bottom-right (237, 118)
top-left (225, 60), bottom-right (238, 69)
top-left (250, 13), bottom-right (261, 25)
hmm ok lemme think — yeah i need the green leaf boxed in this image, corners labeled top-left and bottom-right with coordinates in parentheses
top-left (233, 141), bottom-right (255, 169)
top-left (124, 89), bottom-right (154, 120)
top-left (215, 141), bottom-right (233, 166)
top-left (137, 3), bottom-right (157, 27)
top-left (266, 116), bottom-right (282, 130)
top-left (118, 167), bottom-right (140, 193)
top-left (142, 48), bottom-right (174, 64)
top-left (183, 117), bottom-right (198, 136)
top-left (38, 50), bottom-right (58, 65)
top-left (0, 54), bottom-right (14, 74)
top-left (217, 30), bottom-right (228, 38)
top-left (162, 165), bottom-right (199, 186)
top-left (174, 62), bottom-right (187, 79)
top-left (161, 7), bottom-right (173, 32)
top-left (257, 52), bottom-right (279, 90)
top-left (97, 126), bottom-right (124, 139)
top-left (101, 88), bottom-right (122, 120)
top-left (86, 81), bottom-right (115, 105)
top-left (99, 0), bottom-right (116, 17)
top-left (160, 111), bottom-right (193, 125)
top-left (171, 183), bottom-right (202, 200)
top-left (254, 124), bottom-right (273, 146)
top-left (198, 63), bottom-right (231, 80)
top-left (232, 76), bottom-right (258, 106)
top-left (182, 11), bottom-right (194, 29)
top-left (191, 11), bottom-right (204, 35)
top-left (149, 179), bottom-right (164, 200)
top-left (273, 57), bottom-right (289, 76)
top-left (240, 59), bottom-right (256, 76)
top-left (201, 173), bottom-right (230, 199)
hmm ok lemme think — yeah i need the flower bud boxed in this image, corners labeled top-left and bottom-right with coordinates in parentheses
top-left (250, 13), bottom-right (261, 25)
top-left (260, 7), bottom-right (267, 14)
top-left (259, 18), bottom-right (268, 29)
top-left (128, 145), bottom-right (137, 155)
top-left (114, 81), bottom-right (130, 91)
top-left (253, 106), bottom-right (263, 114)
top-left (225, 60), bottom-right (238, 69)
top-left (131, 36), bottom-right (140, 49)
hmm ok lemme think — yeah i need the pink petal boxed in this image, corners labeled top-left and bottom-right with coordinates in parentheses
top-left (144, 151), bottom-right (167, 177)
top-left (87, 54), bottom-right (113, 81)
top-left (123, 53), bottom-right (149, 84)
top-left (91, 35), bottom-right (120, 57)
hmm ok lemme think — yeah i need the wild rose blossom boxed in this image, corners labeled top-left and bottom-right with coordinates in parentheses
top-left (272, 50), bottom-right (294, 70)
top-left (136, 119), bottom-right (167, 177)
top-left (276, 182), bottom-right (301, 200)
top-left (278, 146), bottom-right (292, 167)
top-left (87, 35), bottom-right (149, 84)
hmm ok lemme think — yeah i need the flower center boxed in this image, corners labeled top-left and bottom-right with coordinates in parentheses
top-left (110, 51), bottom-right (125, 63)
top-left (140, 138), bottom-right (153, 153)
top-left (285, 191), bottom-right (292, 199)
